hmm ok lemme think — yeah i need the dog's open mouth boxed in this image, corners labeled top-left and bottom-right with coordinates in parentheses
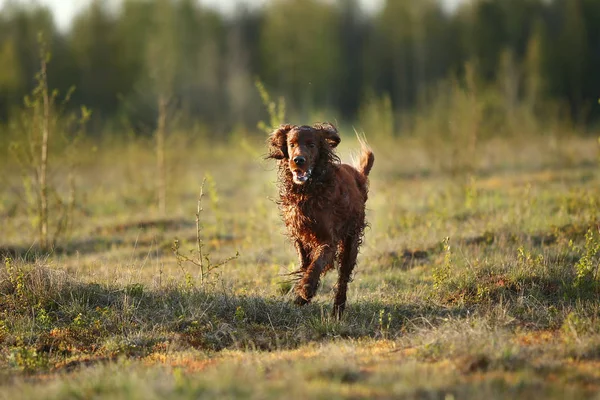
top-left (292, 169), bottom-right (312, 184)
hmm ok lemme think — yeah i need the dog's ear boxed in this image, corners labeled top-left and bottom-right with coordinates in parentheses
top-left (314, 122), bottom-right (340, 149)
top-left (267, 124), bottom-right (294, 160)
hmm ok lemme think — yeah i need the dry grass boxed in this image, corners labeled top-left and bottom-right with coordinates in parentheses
top-left (1, 131), bottom-right (599, 399)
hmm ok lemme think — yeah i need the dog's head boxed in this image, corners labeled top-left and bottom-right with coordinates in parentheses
top-left (267, 123), bottom-right (340, 185)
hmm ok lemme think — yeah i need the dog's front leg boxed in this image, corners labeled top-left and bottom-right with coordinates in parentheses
top-left (292, 241), bottom-right (310, 305)
top-left (294, 244), bottom-right (335, 305)
top-left (294, 240), bottom-right (310, 273)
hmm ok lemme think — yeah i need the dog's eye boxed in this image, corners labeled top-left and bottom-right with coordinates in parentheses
top-left (289, 143), bottom-right (295, 148)
top-left (308, 143), bottom-right (315, 148)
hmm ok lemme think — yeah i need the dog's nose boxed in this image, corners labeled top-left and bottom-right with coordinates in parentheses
top-left (293, 156), bottom-right (306, 165)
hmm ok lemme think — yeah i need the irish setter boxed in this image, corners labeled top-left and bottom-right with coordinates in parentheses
top-left (267, 122), bottom-right (374, 318)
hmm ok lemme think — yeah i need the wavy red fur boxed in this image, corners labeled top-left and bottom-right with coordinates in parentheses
top-left (267, 123), bottom-right (374, 318)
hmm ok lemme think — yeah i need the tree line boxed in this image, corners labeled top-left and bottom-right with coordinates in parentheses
top-left (0, 0), bottom-right (598, 137)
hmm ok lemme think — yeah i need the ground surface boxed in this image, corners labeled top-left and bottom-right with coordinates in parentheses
top-left (1, 134), bottom-right (599, 399)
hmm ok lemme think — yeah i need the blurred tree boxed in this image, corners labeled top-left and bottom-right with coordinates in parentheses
top-left (524, 18), bottom-right (546, 114)
top-left (112, 0), bottom-right (154, 130)
top-left (0, 37), bottom-right (22, 119)
top-left (260, 0), bottom-right (341, 116)
top-left (497, 48), bottom-right (519, 125)
top-left (174, 3), bottom-right (224, 130)
top-left (558, 0), bottom-right (587, 121)
top-left (370, 0), bottom-right (414, 112)
top-left (0, 0), bottom-right (600, 134)
top-left (367, 0), bottom-right (453, 118)
top-left (498, 0), bottom-right (544, 56)
top-left (225, 9), bottom-right (258, 127)
top-left (580, 0), bottom-right (600, 121)
top-left (462, 0), bottom-right (506, 82)
top-left (147, 0), bottom-right (178, 214)
top-left (69, 0), bottom-right (121, 122)
top-left (0, 3), bottom-right (56, 121)
top-left (336, 0), bottom-right (364, 119)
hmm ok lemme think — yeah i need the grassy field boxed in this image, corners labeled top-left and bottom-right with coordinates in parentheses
top-left (1, 131), bottom-right (600, 399)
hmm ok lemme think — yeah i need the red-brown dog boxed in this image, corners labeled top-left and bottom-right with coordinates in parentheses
top-left (267, 123), bottom-right (374, 318)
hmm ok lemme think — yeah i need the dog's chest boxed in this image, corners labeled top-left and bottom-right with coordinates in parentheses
top-left (281, 197), bottom-right (324, 237)
top-left (283, 201), bottom-right (315, 227)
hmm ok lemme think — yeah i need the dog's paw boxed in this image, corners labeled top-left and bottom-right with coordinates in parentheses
top-left (293, 295), bottom-right (310, 306)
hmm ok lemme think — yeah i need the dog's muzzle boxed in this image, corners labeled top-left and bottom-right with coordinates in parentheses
top-left (292, 169), bottom-right (312, 184)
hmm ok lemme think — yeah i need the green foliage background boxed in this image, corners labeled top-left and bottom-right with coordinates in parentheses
top-left (0, 0), bottom-right (598, 137)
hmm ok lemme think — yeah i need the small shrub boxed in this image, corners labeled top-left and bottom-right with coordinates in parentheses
top-left (4, 258), bottom-right (26, 301)
top-left (463, 176), bottom-right (478, 211)
top-left (561, 311), bottom-right (596, 341)
top-left (515, 246), bottom-right (545, 279)
top-left (358, 91), bottom-right (395, 140)
top-left (35, 304), bottom-right (52, 330)
top-left (172, 178), bottom-right (239, 286)
top-left (8, 344), bottom-right (49, 373)
top-left (234, 306), bottom-right (247, 323)
top-left (0, 319), bottom-right (8, 343)
top-left (378, 308), bottom-right (392, 339)
top-left (574, 227), bottom-right (600, 286)
top-left (125, 283), bottom-right (145, 298)
top-left (433, 237), bottom-right (452, 291)
top-left (71, 313), bottom-right (87, 329)
top-left (255, 78), bottom-right (286, 133)
top-left (204, 173), bottom-right (222, 236)
top-left (9, 34), bottom-right (90, 250)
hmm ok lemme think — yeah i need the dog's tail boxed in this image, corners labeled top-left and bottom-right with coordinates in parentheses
top-left (354, 129), bottom-right (374, 177)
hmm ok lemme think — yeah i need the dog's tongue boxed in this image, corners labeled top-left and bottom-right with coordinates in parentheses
top-left (294, 170), bottom-right (309, 183)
